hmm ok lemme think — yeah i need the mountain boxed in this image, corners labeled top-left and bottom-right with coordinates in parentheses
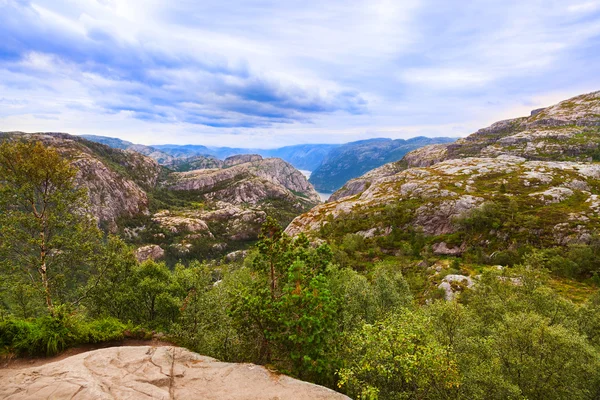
top-left (260, 144), bottom-right (339, 171)
top-left (308, 137), bottom-right (456, 193)
top-left (155, 143), bottom-right (339, 171)
top-left (82, 136), bottom-right (338, 172)
top-left (0, 132), bottom-right (320, 262)
top-left (169, 155), bottom-right (223, 172)
top-left (2, 132), bottom-right (160, 232)
top-left (81, 134), bottom-right (176, 164)
top-left (285, 90), bottom-right (600, 257)
top-left (153, 144), bottom-right (214, 158)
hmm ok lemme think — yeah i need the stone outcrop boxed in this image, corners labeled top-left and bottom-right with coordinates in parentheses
top-left (330, 144), bottom-right (450, 202)
top-left (286, 91), bottom-right (600, 249)
top-left (223, 154), bottom-right (263, 167)
top-left (432, 242), bottom-right (465, 256)
top-left (168, 157), bottom-right (321, 205)
top-left (438, 275), bottom-right (475, 301)
top-left (285, 155), bottom-right (600, 245)
top-left (1, 132), bottom-right (160, 232)
top-left (134, 245), bottom-right (165, 263)
top-left (152, 203), bottom-right (267, 242)
top-left (0, 346), bottom-right (349, 400)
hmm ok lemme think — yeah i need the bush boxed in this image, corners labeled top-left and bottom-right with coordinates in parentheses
top-left (0, 313), bottom-right (131, 357)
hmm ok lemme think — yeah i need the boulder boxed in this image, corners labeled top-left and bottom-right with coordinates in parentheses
top-left (134, 245), bottom-right (165, 263)
top-left (438, 275), bottom-right (474, 301)
top-left (432, 242), bottom-right (465, 256)
top-left (0, 346), bottom-right (350, 400)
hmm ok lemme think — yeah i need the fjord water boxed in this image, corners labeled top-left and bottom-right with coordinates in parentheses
top-left (299, 169), bottom-right (331, 201)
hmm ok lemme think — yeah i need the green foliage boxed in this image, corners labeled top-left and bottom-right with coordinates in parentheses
top-left (338, 311), bottom-right (460, 400)
top-left (0, 140), bottom-right (104, 313)
top-left (0, 308), bottom-right (129, 357)
top-left (229, 219), bottom-right (339, 383)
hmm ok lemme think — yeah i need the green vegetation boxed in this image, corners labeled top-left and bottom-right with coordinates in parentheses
top-left (2, 138), bottom-right (600, 399)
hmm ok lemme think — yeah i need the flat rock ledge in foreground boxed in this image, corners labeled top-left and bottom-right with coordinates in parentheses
top-left (0, 346), bottom-right (350, 400)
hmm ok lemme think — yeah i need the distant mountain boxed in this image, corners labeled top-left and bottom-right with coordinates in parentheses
top-left (308, 137), bottom-right (456, 193)
top-left (260, 144), bottom-right (339, 171)
top-left (81, 135), bottom-right (175, 164)
top-left (82, 136), bottom-right (339, 171)
top-left (81, 135), bottom-right (456, 190)
top-left (155, 143), bottom-right (339, 171)
top-left (153, 144), bottom-right (214, 158)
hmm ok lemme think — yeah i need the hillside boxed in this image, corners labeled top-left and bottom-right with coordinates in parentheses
top-left (1, 132), bottom-right (160, 232)
top-left (287, 91), bottom-right (600, 260)
top-left (3, 94), bottom-right (600, 400)
top-left (0, 132), bottom-right (320, 262)
top-left (308, 136), bottom-right (456, 193)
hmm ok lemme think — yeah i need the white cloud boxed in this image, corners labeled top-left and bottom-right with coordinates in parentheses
top-left (0, 0), bottom-right (599, 145)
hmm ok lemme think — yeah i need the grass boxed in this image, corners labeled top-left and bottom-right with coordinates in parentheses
top-left (548, 278), bottom-right (598, 303)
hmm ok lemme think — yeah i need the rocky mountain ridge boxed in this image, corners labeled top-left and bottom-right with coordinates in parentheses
top-left (0, 132), bottom-right (320, 260)
top-left (286, 91), bottom-right (600, 256)
top-left (1, 132), bottom-right (160, 232)
top-left (83, 135), bottom-right (457, 192)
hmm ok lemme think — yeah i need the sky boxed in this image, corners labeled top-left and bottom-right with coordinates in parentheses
top-left (1, 0), bottom-right (600, 148)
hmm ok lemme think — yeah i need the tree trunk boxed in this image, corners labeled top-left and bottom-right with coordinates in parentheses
top-left (39, 232), bottom-right (53, 313)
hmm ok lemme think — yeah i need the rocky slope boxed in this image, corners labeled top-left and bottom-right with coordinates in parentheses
top-left (0, 346), bottom-right (349, 400)
top-left (1, 132), bottom-right (160, 232)
top-left (330, 144), bottom-right (450, 201)
top-left (446, 90), bottom-right (600, 160)
top-left (309, 137), bottom-right (456, 193)
top-left (1, 132), bottom-right (318, 257)
top-left (286, 91), bottom-right (600, 253)
top-left (331, 91), bottom-right (600, 203)
top-left (169, 155), bottom-right (223, 172)
top-left (119, 156), bottom-right (321, 262)
top-left (166, 155), bottom-right (321, 206)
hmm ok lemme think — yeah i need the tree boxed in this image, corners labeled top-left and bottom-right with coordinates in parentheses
top-left (0, 140), bottom-right (102, 314)
top-left (338, 311), bottom-right (460, 400)
top-left (231, 219), bottom-right (339, 383)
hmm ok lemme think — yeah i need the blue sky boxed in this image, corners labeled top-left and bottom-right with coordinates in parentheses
top-left (1, 0), bottom-right (600, 147)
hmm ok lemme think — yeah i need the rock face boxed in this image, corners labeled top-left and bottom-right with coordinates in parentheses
top-left (134, 245), bottom-right (165, 262)
top-left (286, 91), bottom-right (600, 249)
top-left (223, 154), bottom-right (263, 167)
top-left (1, 132), bottom-right (160, 232)
top-left (0, 346), bottom-right (349, 400)
top-left (439, 275), bottom-right (475, 301)
top-left (168, 157), bottom-right (321, 206)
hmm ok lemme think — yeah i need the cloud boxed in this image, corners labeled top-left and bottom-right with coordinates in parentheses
top-left (0, 0), bottom-right (368, 129)
top-left (0, 0), bottom-right (599, 146)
